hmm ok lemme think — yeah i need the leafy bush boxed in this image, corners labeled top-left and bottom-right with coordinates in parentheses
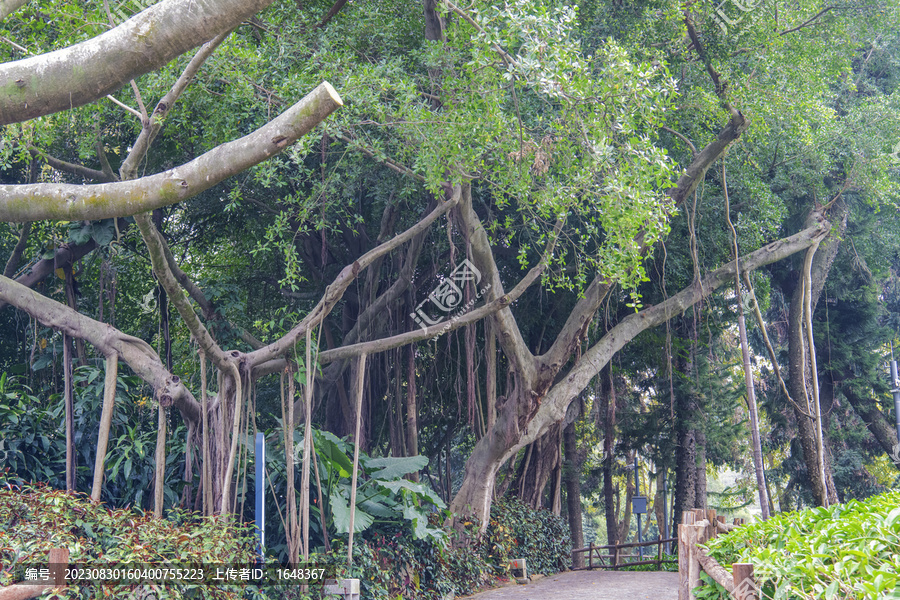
top-left (695, 491), bottom-right (900, 599)
top-left (484, 497), bottom-right (571, 575)
top-left (0, 477), bottom-right (301, 599)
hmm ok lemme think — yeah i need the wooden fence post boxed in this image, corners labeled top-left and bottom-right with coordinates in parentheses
top-left (706, 509), bottom-right (717, 540)
top-left (732, 563), bottom-right (757, 600)
top-left (679, 521), bottom-right (708, 600)
top-left (588, 542), bottom-right (593, 570)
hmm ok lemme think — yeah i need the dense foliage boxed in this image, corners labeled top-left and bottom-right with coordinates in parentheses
top-left (0, 477), bottom-right (268, 599)
top-left (698, 491), bottom-right (900, 599)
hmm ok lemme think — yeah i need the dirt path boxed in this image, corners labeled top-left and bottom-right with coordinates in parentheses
top-left (459, 570), bottom-right (679, 600)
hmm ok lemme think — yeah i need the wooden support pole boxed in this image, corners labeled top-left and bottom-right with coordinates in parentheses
top-left (588, 542), bottom-right (594, 570)
top-left (732, 563), bottom-right (757, 600)
top-left (678, 522), bottom-right (706, 600)
top-left (706, 509), bottom-right (717, 540)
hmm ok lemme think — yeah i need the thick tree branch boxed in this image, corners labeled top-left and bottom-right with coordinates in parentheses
top-left (0, 82), bottom-right (343, 221)
top-left (246, 186), bottom-right (462, 367)
top-left (0, 0), bottom-right (26, 22)
top-left (505, 218), bottom-right (831, 460)
top-left (541, 108), bottom-right (748, 371)
top-left (120, 30), bottom-right (233, 181)
top-left (0, 274), bottom-right (200, 422)
top-left (0, 0), bottom-right (278, 124)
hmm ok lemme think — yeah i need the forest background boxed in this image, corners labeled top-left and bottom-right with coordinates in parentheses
top-left (1, 0), bottom-right (900, 574)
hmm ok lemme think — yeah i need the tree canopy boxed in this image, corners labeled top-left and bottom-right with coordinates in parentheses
top-left (1, 0), bottom-right (900, 567)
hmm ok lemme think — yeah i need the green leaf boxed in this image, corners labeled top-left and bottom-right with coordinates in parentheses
top-left (329, 487), bottom-right (374, 534)
top-left (366, 455), bottom-right (428, 480)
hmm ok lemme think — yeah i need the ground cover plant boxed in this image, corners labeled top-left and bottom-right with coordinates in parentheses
top-left (696, 491), bottom-right (900, 599)
top-left (0, 476), bottom-right (294, 599)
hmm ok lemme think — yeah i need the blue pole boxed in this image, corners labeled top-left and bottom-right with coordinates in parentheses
top-left (255, 432), bottom-right (265, 560)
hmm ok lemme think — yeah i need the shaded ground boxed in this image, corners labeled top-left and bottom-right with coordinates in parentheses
top-left (460, 570), bottom-right (679, 600)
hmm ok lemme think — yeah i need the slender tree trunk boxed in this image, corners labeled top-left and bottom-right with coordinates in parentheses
top-left (406, 344), bottom-right (419, 480)
top-left (724, 168), bottom-right (770, 519)
top-left (153, 403), bottom-right (167, 517)
top-left (601, 369), bottom-right (618, 546)
top-left (694, 430), bottom-right (707, 510)
top-left (91, 353), bottom-right (118, 502)
top-left (63, 334), bottom-right (75, 492)
top-left (563, 420), bottom-right (584, 567)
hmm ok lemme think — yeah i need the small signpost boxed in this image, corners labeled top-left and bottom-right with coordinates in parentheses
top-left (632, 457), bottom-right (647, 558)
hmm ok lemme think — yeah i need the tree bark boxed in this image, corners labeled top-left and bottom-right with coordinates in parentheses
top-left (0, 0), bottom-right (27, 22)
top-left (0, 0), bottom-right (278, 124)
top-left (424, 0), bottom-right (446, 41)
top-left (63, 334), bottom-right (75, 492)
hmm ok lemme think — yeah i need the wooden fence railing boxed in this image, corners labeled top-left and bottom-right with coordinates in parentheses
top-left (572, 536), bottom-right (677, 571)
top-left (678, 508), bottom-right (759, 600)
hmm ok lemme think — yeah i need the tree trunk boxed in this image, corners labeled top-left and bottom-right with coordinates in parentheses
top-left (786, 206), bottom-right (847, 506)
top-left (63, 334), bottom-right (75, 492)
top-left (563, 420), bottom-right (584, 567)
top-left (406, 344), bottom-right (419, 475)
top-left (600, 368), bottom-right (619, 546)
top-left (694, 430), bottom-right (707, 511)
top-left (424, 0), bottom-right (446, 42)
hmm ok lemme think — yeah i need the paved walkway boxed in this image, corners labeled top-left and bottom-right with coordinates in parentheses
top-left (460, 570), bottom-right (679, 600)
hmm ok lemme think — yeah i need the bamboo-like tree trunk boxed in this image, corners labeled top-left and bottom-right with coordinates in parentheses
top-left (154, 404), bottom-right (166, 517)
top-left (348, 353), bottom-right (368, 566)
top-left (91, 353), bottom-right (118, 502)
top-left (63, 335), bottom-right (75, 492)
top-left (724, 165), bottom-right (770, 519)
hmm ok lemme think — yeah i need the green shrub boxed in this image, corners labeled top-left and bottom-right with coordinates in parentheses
top-left (0, 477), bottom-right (302, 599)
top-left (695, 490), bottom-right (900, 599)
top-left (484, 497), bottom-right (571, 575)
